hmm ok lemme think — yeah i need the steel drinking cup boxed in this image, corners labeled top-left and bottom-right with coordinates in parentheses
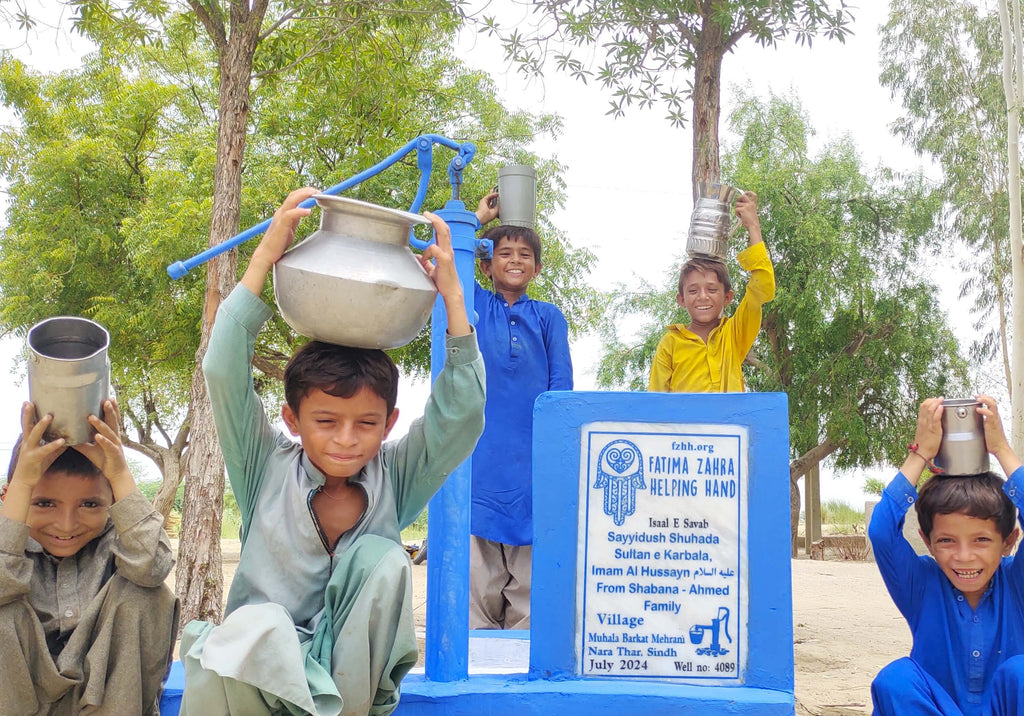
top-left (496, 164), bottom-right (537, 229)
top-left (686, 182), bottom-right (747, 260)
top-left (934, 398), bottom-right (989, 476)
top-left (27, 317), bottom-right (111, 445)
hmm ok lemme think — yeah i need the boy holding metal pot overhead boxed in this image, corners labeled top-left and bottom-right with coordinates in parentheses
top-left (869, 395), bottom-right (1024, 714)
top-left (470, 186), bottom-right (573, 630)
top-left (0, 399), bottom-right (178, 715)
top-left (179, 188), bottom-right (485, 716)
top-left (648, 190), bottom-right (775, 393)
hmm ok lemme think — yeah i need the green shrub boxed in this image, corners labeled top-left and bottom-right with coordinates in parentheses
top-left (401, 507), bottom-right (428, 542)
top-left (864, 477), bottom-right (886, 496)
top-left (821, 499), bottom-right (865, 534)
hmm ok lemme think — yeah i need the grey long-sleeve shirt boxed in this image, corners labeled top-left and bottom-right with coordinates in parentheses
top-left (202, 285), bottom-right (486, 632)
top-left (0, 490), bottom-right (173, 657)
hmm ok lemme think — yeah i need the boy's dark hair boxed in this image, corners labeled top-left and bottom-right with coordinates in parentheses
top-left (678, 257), bottom-right (732, 295)
top-left (479, 225), bottom-right (543, 265)
top-left (6, 437), bottom-right (101, 483)
top-left (284, 341), bottom-right (399, 416)
top-left (916, 473), bottom-right (1017, 539)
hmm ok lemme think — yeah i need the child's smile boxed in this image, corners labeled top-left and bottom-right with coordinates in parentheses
top-left (677, 269), bottom-right (735, 333)
top-left (483, 236), bottom-right (540, 301)
top-left (27, 472), bottom-right (113, 558)
top-left (923, 511), bottom-right (1019, 609)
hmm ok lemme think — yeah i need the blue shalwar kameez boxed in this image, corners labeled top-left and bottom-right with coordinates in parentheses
top-left (869, 470), bottom-right (1024, 715)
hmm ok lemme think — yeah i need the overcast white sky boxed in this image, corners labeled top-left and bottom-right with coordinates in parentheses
top-left (0, 2), bottom-right (990, 507)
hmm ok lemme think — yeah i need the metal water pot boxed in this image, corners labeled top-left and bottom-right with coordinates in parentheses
top-left (27, 317), bottom-right (110, 445)
top-left (934, 399), bottom-right (989, 476)
top-left (273, 195), bottom-right (437, 349)
top-left (686, 181), bottom-right (747, 260)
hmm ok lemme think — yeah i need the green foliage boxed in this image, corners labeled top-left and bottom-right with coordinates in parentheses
top-left (821, 499), bottom-right (865, 534)
top-left (880, 0), bottom-right (1012, 384)
top-left (0, 2), bottom-right (605, 445)
top-left (598, 91), bottom-right (968, 474)
top-left (483, 0), bottom-right (853, 127)
top-left (221, 482), bottom-right (241, 539)
top-left (0, 50), bottom-right (196, 440)
top-left (863, 477), bottom-right (886, 496)
top-left (401, 507), bottom-right (429, 542)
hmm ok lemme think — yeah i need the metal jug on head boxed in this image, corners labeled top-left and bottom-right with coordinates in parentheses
top-left (686, 181), bottom-right (747, 260)
top-left (27, 317), bottom-right (111, 445)
top-left (272, 194), bottom-right (437, 349)
top-left (934, 398), bottom-right (989, 476)
top-left (495, 164), bottom-right (537, 229)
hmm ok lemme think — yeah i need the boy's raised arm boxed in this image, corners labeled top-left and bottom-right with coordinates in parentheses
top-left (0, 406), bottom-right (65, 525)
top-left (420, 212), bottom-right (470, 337)
top-left (735, 192), bottom-right (763, 248)
top-left (75, 399), bottom-right (173, 586)
top-left (977, 394), bottom-right (1023, 476)
top-left (900, 397), bottom-right (944, 488)
top-left (474, 191), bottom-right (499, 227)
top-left (241, 187), bottom-right (318, 296)
top-left (75, 400), bottom-right (139, 503)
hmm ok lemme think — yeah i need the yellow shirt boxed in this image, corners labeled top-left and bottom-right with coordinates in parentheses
top-left (648, 242), bottom-right (775, 393)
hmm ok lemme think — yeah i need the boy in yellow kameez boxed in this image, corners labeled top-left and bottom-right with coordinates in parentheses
top-left (648, 191), bottom-right (775, 393)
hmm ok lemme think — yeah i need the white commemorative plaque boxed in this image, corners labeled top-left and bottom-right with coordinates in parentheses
top-left (576, 422), bottom-right (749, 683)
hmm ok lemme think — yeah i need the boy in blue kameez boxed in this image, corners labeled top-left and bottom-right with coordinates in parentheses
top-left (869, 395), bottom-right (1024, 715)
top-left (180, 188), bottom-right (485, 716)
top-left (468, 193), bottom-right (572, 630)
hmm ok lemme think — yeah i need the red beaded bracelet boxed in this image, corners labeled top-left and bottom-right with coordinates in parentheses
top-left (908, 443), bottom-right (943, 474)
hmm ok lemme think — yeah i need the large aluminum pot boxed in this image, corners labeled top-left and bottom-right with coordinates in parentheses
top-left (27, 317), bottom-right (110, 445)
top-left (273, 195), bottom-right (436, 349)
top-left (934, 398), bottom-right (989, 476)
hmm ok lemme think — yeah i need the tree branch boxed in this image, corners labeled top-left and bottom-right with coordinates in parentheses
top-left (252, 352), bottom-right (285, 382)
top-left (790, 438), bottom-right (844, 481)
top-left (187, 0), bottom-right (226, 50)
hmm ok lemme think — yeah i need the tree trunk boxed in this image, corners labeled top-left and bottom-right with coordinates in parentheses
top-left (691, 17), bottom-right (726, 201)
top-left (789, 439), bottom-right (842, 482)
top-left (175, 23), bottom-right (262, 625)
top-left (789, 471), bottom-right (801, 557)
top-left (999, 0), bottom-right (1024, 454)
top-left (152, 447), bottom-right (185, 520)
top-left (788, 438), bottom-right (843, 556)
top-left (122, 424), bottom-right (188, 523)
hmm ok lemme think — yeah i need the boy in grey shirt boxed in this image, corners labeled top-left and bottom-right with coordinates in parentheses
top-left (0, 400), bottom-right (178, 715)
top-left (180, 188), bottom-right (485, 715)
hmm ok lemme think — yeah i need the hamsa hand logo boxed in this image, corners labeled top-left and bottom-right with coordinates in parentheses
top-left (593, 439), bottom-right (645, 526)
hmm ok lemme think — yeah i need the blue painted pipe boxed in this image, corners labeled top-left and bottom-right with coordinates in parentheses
top-left (425, 199), bottom-right (479, 682)
top-left (166, 135), bottom-right (475, 278)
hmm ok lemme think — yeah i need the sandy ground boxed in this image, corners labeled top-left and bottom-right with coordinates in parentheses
top-left (171, 544), bottom-right (907, 715)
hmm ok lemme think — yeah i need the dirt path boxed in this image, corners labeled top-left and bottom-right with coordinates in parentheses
top-left (791, 558), bottom-right (908, 714)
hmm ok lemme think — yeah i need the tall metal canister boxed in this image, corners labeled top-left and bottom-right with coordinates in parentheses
top-left (934, 398), bottom-right (989, 476)
top-left (27, 317), bottom-right (110, 445)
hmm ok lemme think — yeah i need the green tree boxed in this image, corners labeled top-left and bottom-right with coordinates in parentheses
top-left (0, 52), bottom-right (197, 519)
top-left (880, 1), bottom-right (1012, 398)
top-left (597, 92), bottom-right (967, 552)
top-left (0, 3), bottom-right (603, 624)
top-left (482, 0), bottom-right (853, 196)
